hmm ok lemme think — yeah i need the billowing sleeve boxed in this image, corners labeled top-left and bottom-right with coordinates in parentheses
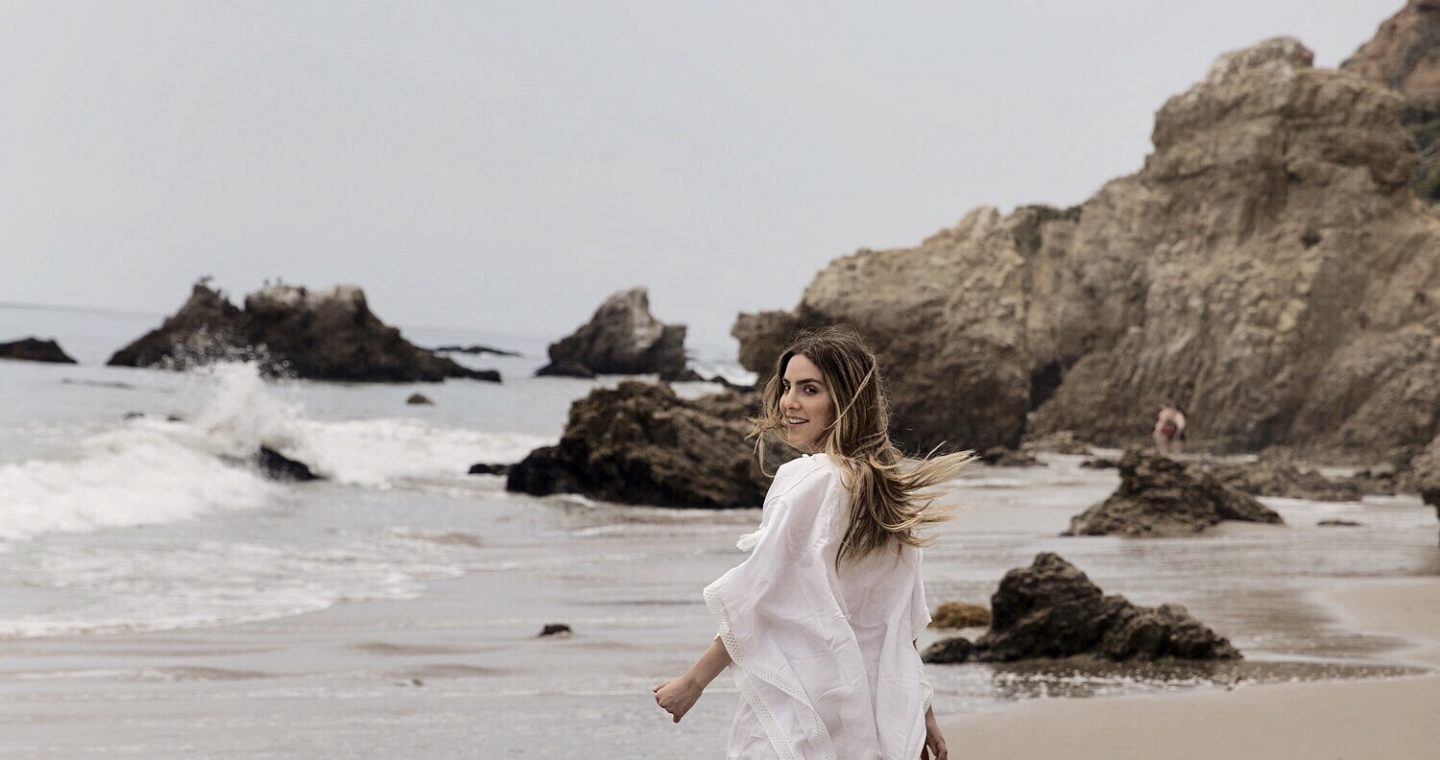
top-left (703, 460), bottom-right (878, 760)
top-left (909, 549), bottom-right (932, 641)
top-left (910, 548), bottom-right (936, 712)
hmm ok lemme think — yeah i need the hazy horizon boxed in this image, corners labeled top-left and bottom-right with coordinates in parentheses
top-left (2, 1), bottom-right (1401, 349)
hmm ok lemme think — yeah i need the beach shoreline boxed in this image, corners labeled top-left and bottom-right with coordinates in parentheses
top-left (939, 576), bottom-right (1440, 760)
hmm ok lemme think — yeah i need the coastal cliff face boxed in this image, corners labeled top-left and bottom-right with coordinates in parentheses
top-left (735, 38), bottom-right (1440, 462)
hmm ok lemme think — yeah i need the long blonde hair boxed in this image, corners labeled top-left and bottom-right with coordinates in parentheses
top-left (751, 326), bottom-right (973, 569)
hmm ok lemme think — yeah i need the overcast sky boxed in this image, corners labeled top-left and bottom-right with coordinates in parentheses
top-left (0, 1), bottom-right (1401, 350)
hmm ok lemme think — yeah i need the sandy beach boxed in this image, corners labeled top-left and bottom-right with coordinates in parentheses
top-left (940, 577), bottom-right (1440, 760)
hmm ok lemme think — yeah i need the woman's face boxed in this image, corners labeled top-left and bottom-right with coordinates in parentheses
top-left (779, 354), bottom-right (836, 452)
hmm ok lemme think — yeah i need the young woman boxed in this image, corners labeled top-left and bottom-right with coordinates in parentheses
top-left (653, 326), bottom-right (970, 760)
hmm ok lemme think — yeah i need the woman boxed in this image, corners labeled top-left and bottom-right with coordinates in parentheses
top-left (653, 326), bottom-right (971, 760)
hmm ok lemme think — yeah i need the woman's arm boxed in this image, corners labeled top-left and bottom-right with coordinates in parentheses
top-left (915, 639), bottom-right (948, 759)
top-left (653, 635), bottom-right (732, 723)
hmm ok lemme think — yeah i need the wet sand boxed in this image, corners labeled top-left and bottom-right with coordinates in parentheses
top-left (940, 577), bottom-right (1440, 760)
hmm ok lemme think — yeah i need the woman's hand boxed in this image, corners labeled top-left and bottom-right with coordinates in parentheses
top-left (652, 675), bottom-right (703, 723)
top-left (921, 707), bottom-right (947, 760)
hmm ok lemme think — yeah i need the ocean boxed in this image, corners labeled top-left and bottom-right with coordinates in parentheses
top-left (0, 303), bottom-right (1436, 758)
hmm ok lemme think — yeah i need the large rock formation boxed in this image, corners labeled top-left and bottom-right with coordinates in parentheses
top-left (923, 553), bottom-right (1240, 664)
top-left (506, 381), bottom-right (797, 508)
top-left (0, 337), bottom-right (77, 364)
top-left (733, 37), bottom-right (1440, 463)
top-left (1342, 0), bottom-right (1440, 103)
top-left (1342, 0), bottom-right (1440, 198)
top-left (537, 287), bottom-right (690, 380)
top-left (107, 282), bottom-right (499, 383)
top-left (1065, 449), bottom-right (1282, 537)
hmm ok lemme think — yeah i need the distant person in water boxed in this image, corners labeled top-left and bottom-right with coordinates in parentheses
top-left (1154, 404), bottom-right (1187, 455)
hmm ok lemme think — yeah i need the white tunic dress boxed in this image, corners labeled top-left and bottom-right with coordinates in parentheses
top-left (703, 453), bottom-right (934, 760)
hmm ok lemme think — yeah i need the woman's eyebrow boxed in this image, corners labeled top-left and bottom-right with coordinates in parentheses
top-left (790, 377), bottom-right (824, 387)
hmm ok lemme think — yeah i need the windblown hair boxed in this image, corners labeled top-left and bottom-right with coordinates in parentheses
top-left (751, 326), bottom-right (974, 569)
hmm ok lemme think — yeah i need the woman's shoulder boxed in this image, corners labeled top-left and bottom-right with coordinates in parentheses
top-left (771, 453), bottom-right (845, 499)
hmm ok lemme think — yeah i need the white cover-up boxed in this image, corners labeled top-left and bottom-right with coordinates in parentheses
top-left (704, 453), bottom-right (934, 760)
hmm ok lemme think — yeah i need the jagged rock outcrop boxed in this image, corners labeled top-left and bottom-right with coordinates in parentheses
top-left (1205, 453), bottom-right (1362, 501)
top-left (1065, 449), bottom-right (1282, 537)
top-left (734, 37), bottom-right (1440, 463)
top-left (107, 282), bottom-right (499, 383)
top-left (506, 381), bottom-right (797, 508)
top-left (925, 553), bottom-right (1240, 664)
top-left (537, 287), bottom-right (689, 380)
top-left (0, 337), bottom-right (77, 364)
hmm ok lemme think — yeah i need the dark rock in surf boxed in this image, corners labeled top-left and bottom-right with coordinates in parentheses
top-left (1064, 449), bottom-right (1282, 537)
top-left (107, 281), bottom-right (501, 383)
top-left (968, 553), bottom-right (1240, 663)
top-left (406, 393), bottom-right (434, 406)
top-left (506, 381), bottom-right (796, 508)
top-left (467, 462), bottom-right (509, 476)
top-left (432, 343), bottom-right (521, 357)
top-left (254, 446), bottom-right (320, 482)
top-left (536, 287), bottom-right (690, 380)
top-left (0, 337), bottom-right (77, 364)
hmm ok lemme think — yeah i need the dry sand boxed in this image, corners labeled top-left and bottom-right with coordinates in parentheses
top-left (939, 577), bottom-right (1440, 760)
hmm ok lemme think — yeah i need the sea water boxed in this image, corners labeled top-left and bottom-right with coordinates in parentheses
top-left (0, 304), bottom-right (1435, 758)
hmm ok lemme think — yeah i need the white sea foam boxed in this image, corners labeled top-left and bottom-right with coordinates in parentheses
top-left (285, 418), bottom-right (547, 487)
top-left (0, 362), bottom-right (549, 543)
top-left (0, 539), bottom-right (463, 639)
top-left (0, 426), bottom-right (279, 542)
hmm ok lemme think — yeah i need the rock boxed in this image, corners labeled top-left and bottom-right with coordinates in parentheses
top-left (979, 447), bottom-right (1042, 468)
top-left (254, 446), bottom-right (320, 482)
top-left (735, 37), bottom-right (1440, 464)
top-left (0, 337), bottom-right (78, 364)
top-left (505, 381), bottom-right (797, 508)
top-left (970, 553), bottom-right (1240, 662)
top-left (1341, 1), bottom-right (1440, 199)
top-left (1342, 0), bottom-right (1440, 104)
top-left (1064, 449), bottom-right (1282, 537)
top-left (1348, 459), bottom-right (1418, 496)
top-left (921, 636), bottom-right (974, 665)
top-left (1411, 437), bottom-right (1440, 512)
top-left (1318, 520), bottom-right (1363, 527)
top-left (537, 287), bottom-right (690, 380)
top-left (538, 623), bottom-right (572, 637)
top-left (406, 393), bottom-right (434, 406)
top-left (1205, 454), bottom-right (1363, 501)
top-left (107, 281), bottom-right (501, 383)
top-left (1021, 431), bottom-right (1093, 455)
top-left (1080, 457), bottom-right (1118, 469)
top-left (63, 378), bottom-right (134, 389)
top-left (467, 463), bottom-right (509, 476)
top-left (431, 343), bottom-right (521, 357)
top-left (930, 602), bottom-right (992, 629)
